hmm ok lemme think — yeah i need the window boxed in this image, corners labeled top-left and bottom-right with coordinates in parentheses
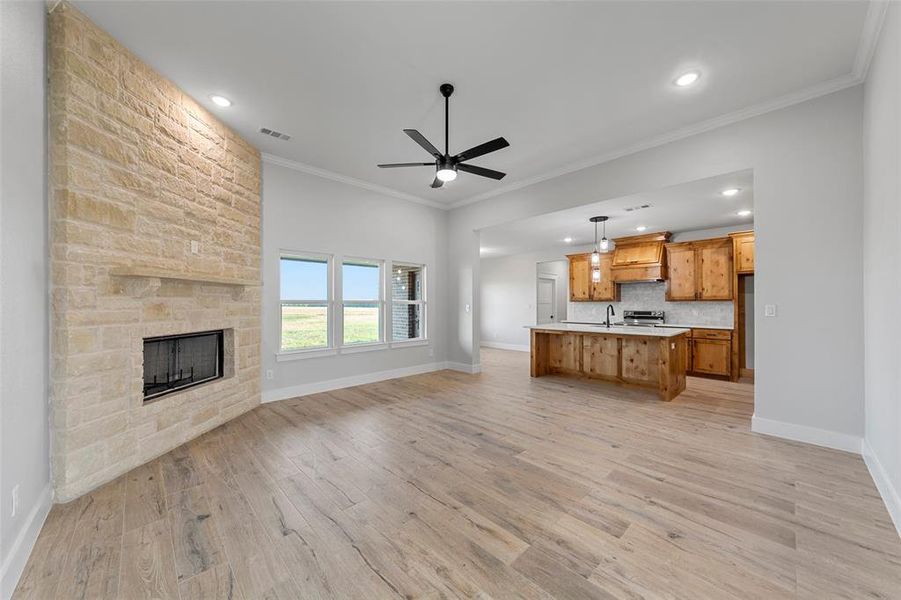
top-left (392, 263), bottom-right (426, 341)
top-left (280, 255), bottom-right (330, 352)
top-left (341, 259), bottom-right (383, 346)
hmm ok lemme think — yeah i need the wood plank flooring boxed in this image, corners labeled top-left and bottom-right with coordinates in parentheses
top-left (14, 349), bottom-right (901, 599)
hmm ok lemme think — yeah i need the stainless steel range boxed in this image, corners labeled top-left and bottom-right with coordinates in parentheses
top-left (620, 310), bottom-right (665, 327)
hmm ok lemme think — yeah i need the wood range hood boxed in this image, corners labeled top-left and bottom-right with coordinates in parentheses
top-left (609, 231), bottom-right (671, 282)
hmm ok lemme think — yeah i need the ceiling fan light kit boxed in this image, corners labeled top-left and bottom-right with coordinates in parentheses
top-left (378, 83), bottom-right (510, 189)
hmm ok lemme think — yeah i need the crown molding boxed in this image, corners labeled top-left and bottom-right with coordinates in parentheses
top-left (261, 153), bottom-right (446, 210)
top-left (448, 2), bottom-right (888, 211)
top-left (447, 72), bottom-right (863, 210)
top-left (853, 0), bottom-right (890, 80)
top-left (265, 1), bottom-right (887, 214)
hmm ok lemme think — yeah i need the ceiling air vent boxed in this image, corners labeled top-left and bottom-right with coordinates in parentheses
top-left (259, 127), bottom-right (292, 141)
top-left (623, 203), bottom-right (652, 212)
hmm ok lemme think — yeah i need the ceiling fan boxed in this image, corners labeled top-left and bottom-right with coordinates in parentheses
top-left (378, 83), bottom-right (510, 189)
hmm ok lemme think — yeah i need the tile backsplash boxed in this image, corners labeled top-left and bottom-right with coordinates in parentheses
top-left (568, 282), bottom-right (733, 327)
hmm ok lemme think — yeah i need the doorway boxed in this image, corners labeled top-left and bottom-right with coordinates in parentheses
top-left (537, 276), bottom-right (557, 324)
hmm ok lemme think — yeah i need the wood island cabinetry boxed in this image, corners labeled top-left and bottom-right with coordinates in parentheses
top-left (530, 325), bottom-right (689, 400)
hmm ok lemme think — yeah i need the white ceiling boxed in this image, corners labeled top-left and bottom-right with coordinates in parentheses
top-left (75, 1), bottom-right (872, 206)
top-left (479, 170), bottom-right (754, 257)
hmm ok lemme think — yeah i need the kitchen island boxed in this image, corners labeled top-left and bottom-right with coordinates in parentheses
top-left (529, 324), bottom-right (690, 400)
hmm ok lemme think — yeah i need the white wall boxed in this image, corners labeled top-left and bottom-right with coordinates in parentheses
top-left (261, 161), bottom-right (449, 401)
top-left (0, 2), bottom-right (51, 597)
top-left (480, 252), bottom-right (569, 350)
top-left (862, 2), bottom-right (901, 534)
top-left (450, 87), bottom-right (864, 448)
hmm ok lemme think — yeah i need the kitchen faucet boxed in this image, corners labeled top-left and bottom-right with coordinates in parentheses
top-left (605, 304), bottom-right (615, 328)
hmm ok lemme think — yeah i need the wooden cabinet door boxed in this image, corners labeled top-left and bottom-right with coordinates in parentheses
top-left (568, 254), bottom-right (591, 301)
top-left (697, 240), bottom-right (733, 300)
top-left (665, 244), bottom-right (697, 301)
top-left (612, 241), bottom-right (662, 267)
top-left (590, 253), bottom-right (619, 301)
top-left (734, 234), bottom-right (755, 273)
top-left (691, 339), bottom-right (731, 376)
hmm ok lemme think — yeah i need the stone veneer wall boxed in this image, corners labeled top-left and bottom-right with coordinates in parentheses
top-left (49, 3), bottom-right (261, 501)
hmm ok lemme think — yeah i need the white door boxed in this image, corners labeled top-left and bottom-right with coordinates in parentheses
top-left (537, 278), bottom-right (556, 324)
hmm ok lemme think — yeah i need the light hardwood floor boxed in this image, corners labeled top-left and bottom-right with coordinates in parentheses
top-left (14, 349), bottom-right (901, 599)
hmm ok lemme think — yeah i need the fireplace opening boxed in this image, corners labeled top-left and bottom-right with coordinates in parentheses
top-left (143, 330), bottom-right (224, 402)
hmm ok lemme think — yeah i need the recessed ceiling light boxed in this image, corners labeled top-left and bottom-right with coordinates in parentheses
top-left (721, 188), bottom-right (741, 197)
top-left (209, 95), bottom-right (232, 108)
top-left (737, 209), bottom-right (752, 217)
top-left (674, 71), bottom-right (700, 87)
top-left (564, 237), bottom-right (573, 243)
top-left (636, 225), bottom-right (647, 232)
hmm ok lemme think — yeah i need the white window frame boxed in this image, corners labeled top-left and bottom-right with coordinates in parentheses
top-left (339, 257), bottom-right (387, 351)
top-left (389, 261), bottom-right (428, 347)
top-left (277, 251), bottom-right (336, 359)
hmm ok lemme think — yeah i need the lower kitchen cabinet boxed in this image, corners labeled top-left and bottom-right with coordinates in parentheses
top-left (688, 328), bottom-right (733, 378)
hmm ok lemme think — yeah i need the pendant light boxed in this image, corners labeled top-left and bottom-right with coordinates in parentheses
top-left (589, 216), bottom-right (608, 282)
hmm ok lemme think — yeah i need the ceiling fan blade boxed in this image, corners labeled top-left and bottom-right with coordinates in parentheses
top-left (454, 137), bottom-right (509, 163)
top-left (430, 177), bottom-right (444, 189)
top-left (404, 129), bottom-right (442, 158)
top-left (457, 163), bottom-right (506, 180)
top-left (377, 162), bottom-right (434, 168)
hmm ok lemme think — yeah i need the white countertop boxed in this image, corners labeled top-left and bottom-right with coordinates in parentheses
top-left (561, 320), bottom-right (732, 331)
top-left (528, 323), bottom-right (690, 337)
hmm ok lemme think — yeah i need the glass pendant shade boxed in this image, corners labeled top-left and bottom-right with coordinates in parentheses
top-left (600, 237), bottom-right (609, 251)
top-left (591, 267), bottom-right (601, 282)
top-left (591, 250), bottom-right (600, 265)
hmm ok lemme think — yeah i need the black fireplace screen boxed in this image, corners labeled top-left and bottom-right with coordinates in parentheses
top-left (143, 330), bottom-right (224, 401)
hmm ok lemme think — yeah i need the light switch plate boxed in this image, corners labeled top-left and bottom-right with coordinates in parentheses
top-left (190, 240), bottom-right (200, 254)
top-left (764, 304), bottom-right (777, 317)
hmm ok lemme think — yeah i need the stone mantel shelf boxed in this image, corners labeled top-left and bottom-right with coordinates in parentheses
top-left (110, 267), bottom-right (260, 289)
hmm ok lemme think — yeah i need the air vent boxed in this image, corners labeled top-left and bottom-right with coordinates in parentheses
top-left (623, 203), bottom-right (652, 212)
top-left (259, 127), bottom-right (292, 141)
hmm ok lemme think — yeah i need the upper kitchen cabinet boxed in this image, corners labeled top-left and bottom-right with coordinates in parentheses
top-left (591, 253), bottom-right (619, 301)
top-left (697, 238), bottom-right (733, 300)
top-left (568, 253), bottom-right (591, 301)
top-left (609, 232), bottom-right (671, 282)
top-left (664, 237), bottom-right (733, 301)
top-left (729, 230), bottom-right (755, 274)
top-left (568, 252), bottom-right (619, 302)
top-left (665, 242), bottom-right (697, 301)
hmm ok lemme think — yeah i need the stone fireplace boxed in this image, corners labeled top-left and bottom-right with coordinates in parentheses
top-left (48, 3), bottom-right (261, 501)
top-left (142, 329), bottom-right (228, 402)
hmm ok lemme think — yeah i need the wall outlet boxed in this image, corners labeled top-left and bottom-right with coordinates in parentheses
top-left (265, 369), bottom-right (274, 380)
top-left (465, 304), bottom-right (471, 313)
top-left (764, 304), bottom-right (777, 317)
top-left (11, 484), bottom-right (19, 518)
top-left (190, 240), bottom-right (200, 254)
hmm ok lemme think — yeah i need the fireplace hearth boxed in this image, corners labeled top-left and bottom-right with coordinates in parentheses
top-left (143, 330), bottom-right (224, 401)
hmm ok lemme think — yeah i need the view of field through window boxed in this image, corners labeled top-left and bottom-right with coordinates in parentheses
top-left (280, 257), bottom-right (383, 350)
top-left (280, 257), bottom-right (424, 351)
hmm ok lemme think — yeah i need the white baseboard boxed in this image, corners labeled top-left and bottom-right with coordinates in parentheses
top-left (262, 362), bottom-right (446, 403)
top-left (262, 360), bottom-right (484, 403)
top-left (480, 341), bottom-right (530, 353)
top-left (1, 484), bottom-right (52, 600)
top-left (751, 415), bottom-right (862, 454)
top-left (445, 361), bottom-right (481, 374)
top-left (863, 439), bottom-right (901, 538)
